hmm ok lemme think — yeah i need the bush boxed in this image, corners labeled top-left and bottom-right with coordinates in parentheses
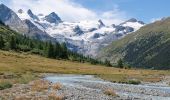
top-left (104, 59), bottom-right (112, 67)
top-left (48, 91), bottom-right (65, 100)
top-left (30, 49), bottom-right (43, 55)
top-left (18, 73), bottom-right (36, 84)
top-left (0, 81), bottom-right (12, 90)
top-left (124, 65), bottom-right (132, 69)
top-left (30, 79), bottom-right (50, 91)
top-left (52, 82), bottom-right (62, 90)
top-left (127, 80), bottom-right (141, 85)
top-left (104, 88), bottom-right (117, 97)
top-left (117, 59), bottom-right (123, 68)
top-left (18, 45), bottom-right (31, 52)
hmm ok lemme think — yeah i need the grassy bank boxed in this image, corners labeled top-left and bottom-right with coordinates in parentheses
top-left (0, 50), bottom-right (170, 86)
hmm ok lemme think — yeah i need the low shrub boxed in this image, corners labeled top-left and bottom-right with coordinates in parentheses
top-left (52, 82), bottom-right (62, 90)
top-left (48, 91), bottom-right (64, 100)
top-left (14, 95), bottom-right (31, 100)
top-left (0, 81), bottom-right (12, 90)
top-left (18, 73), bottom-right (37, 84)
top-left (104, 88), bottom-right (117, 97)
top-left (124, 65), bottom-right (132, 69)
top-left (18, 45), bottom-right (31, 52)
top-left (30, 79), bottom-right (50, 91)
top-left (127, 80), bottom-right (141, 85)
top-left (30, 49), bottom-right (44, 55)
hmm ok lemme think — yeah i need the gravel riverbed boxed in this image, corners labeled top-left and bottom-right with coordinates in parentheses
top-left (45, 74), bottom-right (170, 100)
top-left (0, 74), bottom-right (170, 100)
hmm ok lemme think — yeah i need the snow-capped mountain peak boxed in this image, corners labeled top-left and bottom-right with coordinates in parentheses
top-left (17, 9), bottom-right (30, 20)
top-left (126, 18), bottom-right (145, 25)
top-left (27, 9), bottom-right (39, 21)
top-left (14, 7), bottom-right (145, 56)
top-left (0, 4), bottom-right (28, 33)
top-left (98, 19), bottom-right (105, 28)
top-left (120, 18), bottom-right (144, 31)
top-left (44, 12), bottom-right (62, 24)
top-left (73, 25), bottom-right (84, 36)
top-left (126, 18), bottom-right (138, 22)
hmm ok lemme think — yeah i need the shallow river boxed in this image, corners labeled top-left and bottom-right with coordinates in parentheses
top-left (45, 74), bottom-right (170, 100)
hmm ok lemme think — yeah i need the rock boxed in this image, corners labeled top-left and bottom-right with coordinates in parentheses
top-left (44, 12), bottom-right (62, 24)
top-left (73, 25), bottom-right (84, 36)
top-left (98, 19), bottom-right (105, 28)
top-left (27, 9), bottom-right (39, 21)
top-left (18, 9), bottom-right (24, 14)
top-left (0, 4), bottom-right (28, 34)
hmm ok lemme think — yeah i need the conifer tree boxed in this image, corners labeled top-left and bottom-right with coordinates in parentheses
top-left (117, 58), bottom-right (123, 68)
top-left (28, 40), bottom-right (34, 48)
top-left (104, 59), bottom-right (112, 67)
top-left (9, 35), bottom-right (17, 50)
top-left (0, 35), bottom-right (5, 49)
top-left (53, 42), bottom-right (61, 58)
top-left (60, 43), bottom-right (68, 59)
top-left (46, 41), bottom-right (54, 58)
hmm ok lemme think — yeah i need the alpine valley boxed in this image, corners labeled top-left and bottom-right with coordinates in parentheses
top-left (0, 4), bottom-right (170, 69)
top-left (0, 2), bottom-right (170, 100)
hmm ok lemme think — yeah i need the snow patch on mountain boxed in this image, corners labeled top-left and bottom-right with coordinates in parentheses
top-left (121, 22), bottom-right (143, 31)
top-left (15, 9), bottom-right (145, 56)
top-left (17, 9), bottom-right (30, 20)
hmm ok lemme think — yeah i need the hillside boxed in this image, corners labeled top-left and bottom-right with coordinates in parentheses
top-left (98, 17), bottom-right (170, 69)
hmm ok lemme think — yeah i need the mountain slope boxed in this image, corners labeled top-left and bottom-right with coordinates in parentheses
top-left (0, 4), bottom-right (52, 41)
top-left (98, 17), bottom-right (170, 69)
top-left (0, 4), bottom-right (144, 56)
top-left (0, 4), bottom-right (28, 33)
top-left (0, 21), bottom-right (106, 67)
top-left (23, 19), bottom-right (53, 41)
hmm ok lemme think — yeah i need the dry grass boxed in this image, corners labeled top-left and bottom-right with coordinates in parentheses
top-left (14, 95), bottom-right (31, 100)
top-left (104, 88), bottom-right (117, 97)
top-left (52, 82), bottom-right (62, 90)
top-left (0, 50), bottom-right (169, 83)
top-left (30, 79), bottom-right (50, 91)
top-left (48, 91), bottom-right (64, 100)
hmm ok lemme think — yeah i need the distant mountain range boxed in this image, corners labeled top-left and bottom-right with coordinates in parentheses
top-left (0, 4), bottom-right (144, 56)
top-left (97, 17), bottom-right (170, 69)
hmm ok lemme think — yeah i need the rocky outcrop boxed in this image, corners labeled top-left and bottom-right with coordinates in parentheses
top-left (44, 12), bottom-right (62, 24)
top-left (0, 4), bottom-right (28, 34)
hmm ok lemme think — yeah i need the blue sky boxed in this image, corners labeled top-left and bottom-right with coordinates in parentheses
top-left (1, 0), bottom-right (170, 24)
top-left (74, 0), bottom-right (170, 23)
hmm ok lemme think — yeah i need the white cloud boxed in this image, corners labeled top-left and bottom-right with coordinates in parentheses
top-left (150, 18), bottom-right (162, 23)
top-left (101, 6), bottom-right (127, 25)
top-left (7, 0), bottom-right (128, 25)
